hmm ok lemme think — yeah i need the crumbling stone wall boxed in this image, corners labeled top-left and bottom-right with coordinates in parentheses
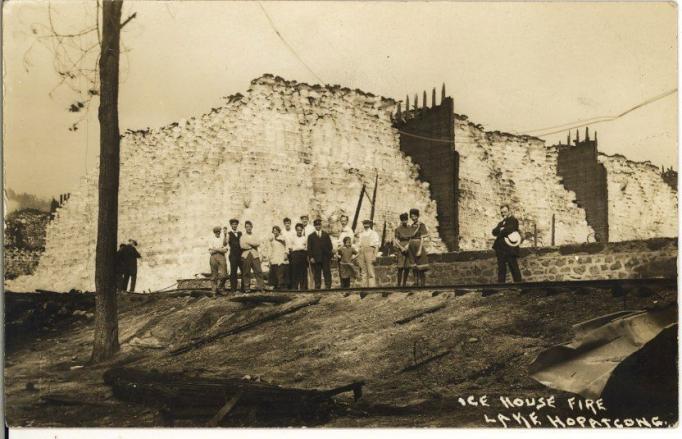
top-left (455, 116), bottom-right (593, 250)
top-left (396, 97), bottom-right (459, 250)
top-left (556, 138), bottom-right (609, 242)
top-left (7, 75), bottom-right (444, 292)
top-left (598, 153), bottom-right (678, 241)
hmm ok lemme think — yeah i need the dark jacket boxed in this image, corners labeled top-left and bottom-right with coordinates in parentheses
top-left (307, 231), bottom-right (333, 262)
top-left (227, 231), bottom-right (242, 259)
top-left (492, 215), bottom-right (520, 256)
top-left (120, 244), bottom-right (142, 274)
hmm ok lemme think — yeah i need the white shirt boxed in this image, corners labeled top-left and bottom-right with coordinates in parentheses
top-left (282, 228), bottom-right (296, 251)
top-left (289, 234), bottom-right (307, 251)
top-left (269, 236), bottom-right (288, 265)
top-left (209, 234), bottom-right (227, 254)
top-left (240, 232), bottom-right (261, 259)
top-left (357, 229), bottom-right (381, 248)
top-left (337, 224), bottom-right (355, 248)
top-left (304, 224), bottom-right (316, 237)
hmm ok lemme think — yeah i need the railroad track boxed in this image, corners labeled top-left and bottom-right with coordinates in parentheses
top-left (158, 277), bottom-right (677, 296)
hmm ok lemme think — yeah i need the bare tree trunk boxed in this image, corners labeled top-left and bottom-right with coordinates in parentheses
top-left (91, 0), bottom-right (123, 362)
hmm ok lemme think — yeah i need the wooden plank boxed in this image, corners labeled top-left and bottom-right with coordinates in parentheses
top-left (168, 297), bottom-right (321, 356)
top-left (206, 392), bottom-right (242, 427)
top-left (394, 303), bottom-right (446, 325)
top-left (400, 350), bottom-right (451, 373)
top-left (229, 295), bottom-right (292, 304)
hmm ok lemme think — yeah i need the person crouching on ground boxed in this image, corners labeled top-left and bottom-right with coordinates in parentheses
top-left (208, 226), bottom-right (228, 296)
top-left (407, 208), bottom-right (429, 287)
top-left (289, 223), bottom-right (309, 290)
top-left (268, 225), bottom-right (287, 290)
top-left (357, 219), bottom-right (381, 287)
top-left (337, 236), bottom-right (359, 288)
top-left (240, 220), bottom-right (265, 292)
top-left (492, 204), bottom-right (523, 283)
top-left (393, 212), bottom-right (412, 287)
top-left (307, 218), bottom-right (333, 289)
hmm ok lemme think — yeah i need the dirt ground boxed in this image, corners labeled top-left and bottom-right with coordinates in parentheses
top-left (4, 285), bottom-right (678, 428)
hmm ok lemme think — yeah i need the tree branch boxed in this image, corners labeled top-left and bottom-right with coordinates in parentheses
top-left (120, 12), bottom-right (137, 30)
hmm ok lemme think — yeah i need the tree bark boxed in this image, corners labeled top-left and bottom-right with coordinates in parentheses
top-left (91, 0), bottom-right (123, 362)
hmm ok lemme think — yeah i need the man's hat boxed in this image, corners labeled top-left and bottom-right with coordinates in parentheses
top-left (362, 219), bottom-right (372, 225)
top-left (300, 214), bottom-right (309, 219)
top-left (229, 218), bottom-right (239, 225)
top-left (313, 218), bottom-right (322, 226)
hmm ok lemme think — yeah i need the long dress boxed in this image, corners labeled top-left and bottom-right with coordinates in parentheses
top-left (407, 222), bottom-right (429, 272)
top-left (394, 225), bottom-right (413, 269)
top-left (337, 246), bottom-right (358, 279)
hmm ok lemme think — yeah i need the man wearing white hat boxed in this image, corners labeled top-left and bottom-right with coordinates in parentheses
top-left (492, 205), bottom-right (523, 283)
top-left (208, 226), bottom-right (228, 296)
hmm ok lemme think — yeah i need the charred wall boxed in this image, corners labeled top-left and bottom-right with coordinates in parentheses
top-left (556, 132), bottom-right (609, 242)
top-left (395, 93), bottom-right (459, 250)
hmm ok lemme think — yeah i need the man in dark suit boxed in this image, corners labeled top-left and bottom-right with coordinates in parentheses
top-left (492, 205), bottom-right (523, 283)
top-left (226, 218), bottom-right (244, 292)
top-left (120, 240), bottom-right (142, 292)
top-left (307, 218), bottom-right (333, 289)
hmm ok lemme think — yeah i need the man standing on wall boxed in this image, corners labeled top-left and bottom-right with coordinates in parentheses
top-left (357, 219), bottom-right (381, 287)
top-left (307, 218), bottom-right (334, 289)
top-left (337, 214), bottom-right (354, 249)
top-left (492, 205), bottom-right (523, 283)
top-left (227, 219), bottom-right (244, 293)
top-left (240, 220), bottom-right (265, 292)
top-left (208, 227), bottom-right (228, 296)
top-left (281, 217), bottom-right (296, 288)
top-left (301, 214), bottom-right (315, 286)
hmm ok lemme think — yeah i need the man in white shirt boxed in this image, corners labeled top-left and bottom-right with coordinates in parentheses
top-left (240, 221), bottom-right (265, 292)
top-left (208, 226), bottom-right (228, 296)
top-left (300, 215), bottom-right (315, 287)
top-left (337, 214), bottom-right (355, 249)
top-left (356, 219), bottom-right (381, 287)
top-left (301, 215), bottom-right (316, 237)
top-left (281, 217), bottom-right (296, 288)
top-left (268, 225), bottom-right (288, 290)
top-left (289, 223), bottom-right (309, 290)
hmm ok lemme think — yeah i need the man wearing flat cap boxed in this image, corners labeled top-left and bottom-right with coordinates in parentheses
top-left (226, 218), bottom-right (244, 293)
top-left (208, 226), bottom-right (228, 296)
top-left (307, 218), bottom-right (333, 289)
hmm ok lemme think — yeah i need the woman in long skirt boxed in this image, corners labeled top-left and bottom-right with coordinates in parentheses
top-left (393, 212), bottom-right (413, 287)
top-left (407, 208), bottom-right (429, 286)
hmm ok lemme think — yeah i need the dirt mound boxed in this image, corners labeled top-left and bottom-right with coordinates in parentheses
top-left (4, 286), bottom-right (677, 427)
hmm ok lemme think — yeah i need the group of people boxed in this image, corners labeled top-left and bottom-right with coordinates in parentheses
top-left (116, 204), bottom-right (522, 295)
top-left (115, 240), bottom-right (141, 292)
top-left (207, 208), bottom-right (432, 295)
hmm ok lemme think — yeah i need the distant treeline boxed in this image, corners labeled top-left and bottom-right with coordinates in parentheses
top-left (5, 189), bottom-right (52, 213)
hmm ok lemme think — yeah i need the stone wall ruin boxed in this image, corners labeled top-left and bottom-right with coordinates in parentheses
top-left (7, 75), bottom-right (445, 292)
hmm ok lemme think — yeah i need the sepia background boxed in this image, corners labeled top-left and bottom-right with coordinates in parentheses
top-left (3, 1), bottom-right (677, 202)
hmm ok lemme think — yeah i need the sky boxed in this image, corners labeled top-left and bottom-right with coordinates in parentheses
top-left (2, 0), bottom-right (678, 200)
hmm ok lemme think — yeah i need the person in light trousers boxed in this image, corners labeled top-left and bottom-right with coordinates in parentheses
top-left (356, 219), bottom-right (381, 287)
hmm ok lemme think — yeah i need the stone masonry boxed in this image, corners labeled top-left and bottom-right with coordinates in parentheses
top-left (599, 153), bottom-right (678, 241)
top-left (455, 115), bottom-right (593, 250)
top-left (7, 75), bottom-right (445, 292)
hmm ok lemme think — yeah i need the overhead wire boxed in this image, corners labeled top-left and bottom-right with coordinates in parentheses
top-left (256, 2), bottom-right (674, 144)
